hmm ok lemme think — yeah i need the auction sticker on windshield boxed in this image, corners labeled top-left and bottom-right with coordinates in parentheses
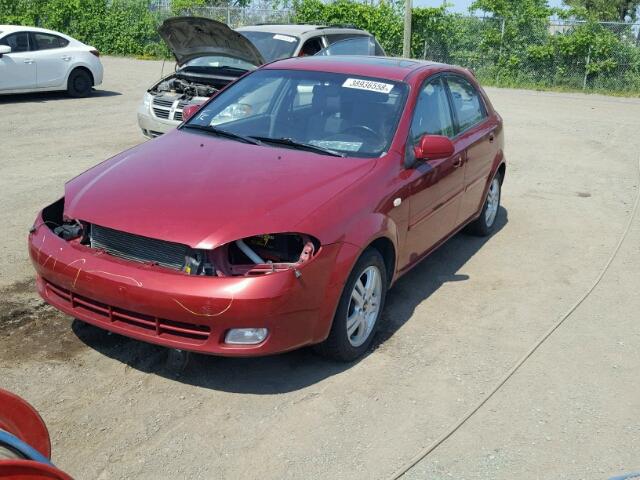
top-left (342, 78), bottom-right (394, 94)
top-left (273, 34), bottom-right (296, 43)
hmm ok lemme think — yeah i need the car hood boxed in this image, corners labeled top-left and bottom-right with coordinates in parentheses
top-left (158, 17), bottom-right (265, 67)
top-left (64, 130), bottom-right (375, 249)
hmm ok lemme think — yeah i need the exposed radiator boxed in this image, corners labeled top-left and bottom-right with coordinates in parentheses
top-left (89, 224), bottom-right (190, 271)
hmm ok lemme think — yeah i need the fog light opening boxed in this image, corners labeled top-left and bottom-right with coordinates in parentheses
top-left (225, 328), bottom-right (268, 345)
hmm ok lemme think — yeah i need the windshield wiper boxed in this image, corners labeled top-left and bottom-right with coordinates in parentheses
top-left (183, 124), bottom-right (262, 145)
top-left (251, 137), bottom-right (345, 157)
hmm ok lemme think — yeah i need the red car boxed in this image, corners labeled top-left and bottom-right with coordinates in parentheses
top-left (29, 56), bottom-right (505, 361)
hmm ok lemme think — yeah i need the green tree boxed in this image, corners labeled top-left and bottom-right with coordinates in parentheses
top-left (293, 0), bottom-right (404, 55)
top-left (171, 0), bottom-right (252, 11)
top-left (563, 0), bottom-right (640, 22)
top-left (469, 0), bottom-right (552, 75)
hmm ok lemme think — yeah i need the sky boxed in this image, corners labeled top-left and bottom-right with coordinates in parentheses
top-left (414, 0), bottom-right (565, 12)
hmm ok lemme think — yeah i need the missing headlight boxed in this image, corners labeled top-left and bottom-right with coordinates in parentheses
top-left (37, 197), bottom-right (85, 241)
top-left (211, 233), bottom-right (319, 276)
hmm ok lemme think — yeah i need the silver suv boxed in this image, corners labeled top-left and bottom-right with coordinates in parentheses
top-left (137, 18), bottom-right (385, 138)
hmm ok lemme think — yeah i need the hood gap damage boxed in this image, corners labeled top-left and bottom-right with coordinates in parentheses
top-left (39, 198), bottom-right (318, 278)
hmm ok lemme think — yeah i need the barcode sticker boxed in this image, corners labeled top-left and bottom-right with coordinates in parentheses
top-left (342, 78), bottom-right (394, 93)
top-left (273, 34), bottom-right (296, 43)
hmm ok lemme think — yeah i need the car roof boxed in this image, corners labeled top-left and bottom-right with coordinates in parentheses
top-left (236, 24), bottom-right (370, 38)
top-left (0, 24), bottom-right (71, 38)
top-left (264, 55), bottom-right (455, 82)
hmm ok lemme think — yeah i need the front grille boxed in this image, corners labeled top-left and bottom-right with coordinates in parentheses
top-left (152, 107), bottom-right (170, 119)
top-left (89, 224), bottom-right (190, 271)
top-left (45, 280), bottom-right (211, 344)
top-left (153, 97), bottom-right (174, 108)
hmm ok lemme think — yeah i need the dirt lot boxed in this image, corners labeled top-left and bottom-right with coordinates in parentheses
top-left (1, 56), bottom-right (639, 480)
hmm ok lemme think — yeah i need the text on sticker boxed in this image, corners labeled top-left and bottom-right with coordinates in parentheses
top-left (342, 78), bottom-right (394, 93)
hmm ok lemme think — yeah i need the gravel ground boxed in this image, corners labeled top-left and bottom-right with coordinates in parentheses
top-left (1, 56), bottom-right (639, 480)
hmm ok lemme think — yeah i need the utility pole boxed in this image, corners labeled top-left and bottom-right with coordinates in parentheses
top-left (403, 0), bottom-right (412, 58)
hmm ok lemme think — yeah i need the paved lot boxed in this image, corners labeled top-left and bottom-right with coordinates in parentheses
top-left (1, 56), bottom-right (639, 480)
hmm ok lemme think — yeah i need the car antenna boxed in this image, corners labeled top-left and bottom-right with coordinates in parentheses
top-left (160, 58), bottom-right (165, 79)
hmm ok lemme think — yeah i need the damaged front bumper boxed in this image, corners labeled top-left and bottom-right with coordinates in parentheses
top-left (28, 211), bottom-right (351, 356)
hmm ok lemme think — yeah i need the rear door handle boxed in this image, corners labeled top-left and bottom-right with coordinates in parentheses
top-left (453, 156), bottom-right (463, 168)
top-left (488, 133), bottom-right (495, 143)
top-left (23, 58), bottom-right (34, 64)
top-left (61, 56), bottom-right (71, 61)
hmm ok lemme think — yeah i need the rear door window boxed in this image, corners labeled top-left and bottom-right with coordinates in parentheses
top-left (445, 75), bottom-right (487, 133)
top-left (32, 33), bottom-right (69, 50)
top-left (325, 33), bottom-right (361, 44)
top-left (317, 35), bottom-right (378, 56)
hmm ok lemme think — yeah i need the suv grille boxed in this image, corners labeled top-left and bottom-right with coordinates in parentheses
top-left (152, 107), bottom-right (170, 119)
top-left (153, 97), bottom-right (174, 108)
top-left (89, 224), bottom-right (190, 271)
top-left (151, 96), bottom-right (189, 122)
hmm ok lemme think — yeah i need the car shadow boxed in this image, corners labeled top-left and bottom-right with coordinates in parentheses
top-left (373, 206), bottom-right (508, 348)
top-left (73, 207), bottom-right (508, 395)
top-left (0, 89), bottom-right (121, 103)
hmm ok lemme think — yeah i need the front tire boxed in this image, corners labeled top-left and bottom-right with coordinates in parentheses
top-left (315, 248), bottom-right (388, 362)
top-left (67, 69), bottom-right (92, 98)
top-left (467, 173), bottom-right (502, 236)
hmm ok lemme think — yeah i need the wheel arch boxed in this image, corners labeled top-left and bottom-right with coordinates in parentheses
top-left (312, 214), bottom-right (399, 343)
top-left (341, 212), bottom-right (400, 284)
top-left (497, 161), bottom-right (506, 184)
top-left (66, 65), bottom-right (95, 88)
top-left (368, 236), bottom-right (396, 286)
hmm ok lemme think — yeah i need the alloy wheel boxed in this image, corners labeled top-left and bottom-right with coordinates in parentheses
top-left (346, 265), bottom-right (382, 347)
top-left (485, 177), bottom-right (500, 227)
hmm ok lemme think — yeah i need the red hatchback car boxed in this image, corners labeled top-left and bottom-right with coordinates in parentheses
top-left (29, 56), bottom-right (505, 361)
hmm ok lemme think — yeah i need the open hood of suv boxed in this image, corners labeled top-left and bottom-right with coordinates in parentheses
top-left (158, 17), bottom-right (266, 67)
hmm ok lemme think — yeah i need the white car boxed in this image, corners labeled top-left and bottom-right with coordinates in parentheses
top-left (0, 25), bottom-right (103, 97)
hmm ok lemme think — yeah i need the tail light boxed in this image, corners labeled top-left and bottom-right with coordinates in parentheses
top-left (89, 49), bottom-right (99, 57)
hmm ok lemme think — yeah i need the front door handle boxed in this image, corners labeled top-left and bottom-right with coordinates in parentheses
top-left (23, 58), bottom-right (34, 64)
top-left (488, 133), bottom-right (495, 143)
top-left (61, 56), bottom-right (71, 61)
top-left (453, 157), bottom-right (463, 168)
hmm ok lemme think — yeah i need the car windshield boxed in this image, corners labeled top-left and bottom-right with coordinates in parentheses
top-left (183, 69), bottom-right (408, 158)
top-left (239, 31), bottom-right (299, 62)
top-left (182, 55), bottom-right (256, 72)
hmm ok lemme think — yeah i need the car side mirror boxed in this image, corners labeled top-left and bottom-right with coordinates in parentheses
top-left (414, 134), bottom-right (455, 161)
top-left (0, 45), bottom-right (11, 57)
top-left (182, 103), bottom-right (203, 122)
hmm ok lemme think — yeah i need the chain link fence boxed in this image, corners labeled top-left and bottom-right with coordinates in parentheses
top-left (5, 0), bottom-right (638, 94)
top-left (154, 4), bottom-right (293, 28)
top-left (419, 16), bottom-right (640, 93)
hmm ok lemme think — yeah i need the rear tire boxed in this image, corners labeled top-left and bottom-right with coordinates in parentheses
top-left (67, 69), bottom-right (92, 98)
top-left (467, 172), bottom-right (502, 236)
top-left (314, 248), bottom-right (388, 362)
